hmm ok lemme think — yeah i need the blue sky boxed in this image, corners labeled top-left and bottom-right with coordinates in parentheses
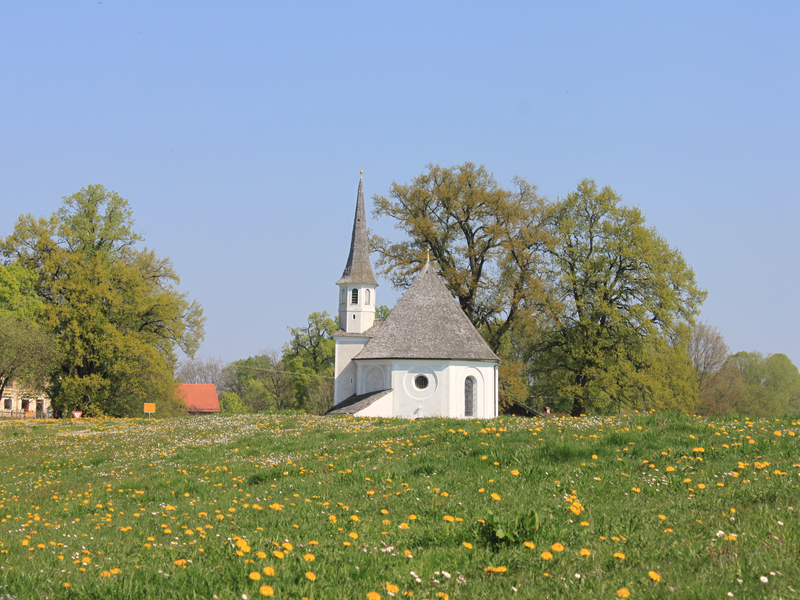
top-left (2, 1), bottom-right (798, 365)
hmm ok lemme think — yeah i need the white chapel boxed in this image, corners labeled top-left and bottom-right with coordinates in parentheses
top-left (328, 174), bottom-right (500, 419)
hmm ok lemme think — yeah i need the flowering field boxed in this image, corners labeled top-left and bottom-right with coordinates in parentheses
top-left (0, 413), bottom-right (797, 600)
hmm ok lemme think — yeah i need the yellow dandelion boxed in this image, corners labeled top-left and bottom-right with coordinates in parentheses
top-left (523, 541), bottom-right (535, 549)
top-left (511, 470), bottom-right (520, 476)
top-left (551, 542), bottom-right (564, 552)
top-left (614, 552), bottom-right (626, 560)
top-left (443, 515), bottom-right (455, 522)
top-left (580, 521), bottom-right (590, 527)
top-left (385, 583), bottom-right (399, 594)
top-left (273, 550), bottom-right (284, 559)
top-left (249, 571), bottom-right (262, 581)
top-left (541, 551), bottom-right (553, 560)
top-left (484, 566), bottom-right (507, 573)
top-left (263, 566), bottom-right (275, 576)
top-left (617, 588), bottom-right (630, 598)
top-left (304, 553), bottom-right (315, 561)
top-left (463, 542), bottom-right (473, 549)
top-left (580, 548), bottom-right (591, 556)
top-left (491, 493), bottom-right (501, 501)
top-left (649, 571), bottom-right (661, 582)
top-left (349, 532), bottom-right (359, 540)
top-left (260, 584), bottom-right (275, 596)
top-left (367, 592), bottom-right (381, 600)
top-left (305, 571), bottom-right (316, 581)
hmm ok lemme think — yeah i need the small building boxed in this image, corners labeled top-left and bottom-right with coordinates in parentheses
top-left (328, 174), bottom-right (500, 418)
top-left (1, 380), bottom-right (50, 418)
top-left (178, 383), bottom-right (221, 415)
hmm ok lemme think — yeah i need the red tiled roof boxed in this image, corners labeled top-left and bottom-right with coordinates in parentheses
top-left (178, 384), bottom-right (220, 413)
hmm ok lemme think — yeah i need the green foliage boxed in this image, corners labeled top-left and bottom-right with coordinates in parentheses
top-left (375, 304), bottom-right (392, 320)
top-left (282, 311), bottom-right (336, 413)
top-left (479, 507), bottom-right (540, 548)
top-left (530, 179), bottom-right (706, 415)
top-left (373, 167), bottom-right (708, 415)
top-left (226, 352), bottom-right (287, 412)
top-left (0, 185), bottom-right (204, 417)
top-left (0, 264), bottom-right (44, 320)
top-left (725, 351), bottom-right (800, 416)
top-left (0, 314), bottom-right (60, 399)
top-left (283, 311), bottom-right (336, 373)
top-left (219, 391), bottom-right (247, 414)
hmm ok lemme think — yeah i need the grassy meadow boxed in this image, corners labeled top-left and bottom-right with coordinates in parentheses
top-left (0, 412), bottom-right (797, 599)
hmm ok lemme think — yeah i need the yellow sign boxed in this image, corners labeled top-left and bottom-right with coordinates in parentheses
top-left (144, 403), bottom-right (156, 413)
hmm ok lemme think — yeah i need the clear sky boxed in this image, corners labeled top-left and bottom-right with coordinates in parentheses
top-left (2, 1), bottom-right (798, 366)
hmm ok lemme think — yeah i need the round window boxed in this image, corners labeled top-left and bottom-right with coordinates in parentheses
top-left (414, 375), bottom-right (429, 390)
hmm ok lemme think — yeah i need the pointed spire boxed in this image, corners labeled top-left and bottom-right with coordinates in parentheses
top-left (337, 173), bottom-right (379, 286)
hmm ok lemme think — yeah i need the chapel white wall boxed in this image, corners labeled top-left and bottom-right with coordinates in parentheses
top-left (353, 359), bottom-right (498, 419)
top-left (333, 337), bottom-right (369, 405)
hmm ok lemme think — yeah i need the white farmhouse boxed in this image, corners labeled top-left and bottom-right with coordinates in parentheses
top-left (328, 174), bottom-right (500, 418)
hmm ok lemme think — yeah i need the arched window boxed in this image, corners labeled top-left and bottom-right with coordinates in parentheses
top-left (464, 376), bottom-right (476, 417)
top-left (365, 289), bottom-right (371, 305)
top-left (351, 288), bottom-right (358, 304)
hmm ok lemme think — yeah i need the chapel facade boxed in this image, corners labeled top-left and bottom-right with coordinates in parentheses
top-left (329, 174), bottom-right (500, 418)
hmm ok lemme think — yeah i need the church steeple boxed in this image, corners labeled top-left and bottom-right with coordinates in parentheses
top-left (337, 172), bottom-right (378, 333)
top-left (337, 171), bottom-right (379, 286)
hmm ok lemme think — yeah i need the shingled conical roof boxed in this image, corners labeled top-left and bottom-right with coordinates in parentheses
top-left (353, 261), bottom-right (499, 361)
top-left (337, 174), bottom-right (379, 286)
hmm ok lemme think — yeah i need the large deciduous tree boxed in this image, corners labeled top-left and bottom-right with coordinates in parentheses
top-left (371, 162), bottom-right (552, 353)
top-left (0, 185), bottom-right (205, 417)
top-left (531, 179), bottom-right (705, 415)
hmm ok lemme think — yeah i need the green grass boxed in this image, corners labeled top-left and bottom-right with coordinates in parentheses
top-left (0, 412), bottom-right (797, 599)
